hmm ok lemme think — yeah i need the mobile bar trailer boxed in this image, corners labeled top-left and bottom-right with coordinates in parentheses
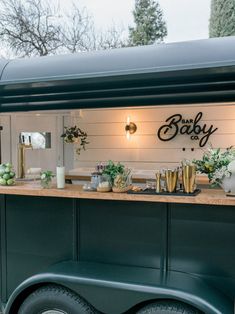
top-left (0, 37), bottom-right (235, 314)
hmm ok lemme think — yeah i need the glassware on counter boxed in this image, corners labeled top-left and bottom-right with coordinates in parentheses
top-left (164, 169), bottom-right (179, 193)
top-left (91, 172), bottom-right (102, 190)
top-left (112, 168), bottom-right (132, 193)
top-left (155, 171), bottom-right (161, 193)
top-left (182, 164), bottom-right (197, 193)
top-left (40, 170), bottom-right (54, 189)
top-left (97, 174), bottom-right (112, 192)
top-left (146, 179), bottom-right (156, 190)
top-left (83, 183), bottom-right (96, 191)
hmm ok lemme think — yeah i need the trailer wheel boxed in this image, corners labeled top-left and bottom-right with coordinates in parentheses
top-left (136, 300), bottom-right (202, 314)
top-left (18, 285), bottom-right (98, 314)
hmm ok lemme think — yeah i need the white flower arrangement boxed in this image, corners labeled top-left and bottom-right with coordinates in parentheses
top-left (193, 145), bottom-right (235, 187)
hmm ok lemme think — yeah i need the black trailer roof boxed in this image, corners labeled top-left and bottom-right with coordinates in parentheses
top-left (0, 36), bottom-right (235, 112)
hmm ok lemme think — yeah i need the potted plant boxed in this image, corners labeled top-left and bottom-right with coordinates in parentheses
top-left (193, 145), bottom-right (235, 192)
top-left (61, 126), bottom-right (89, 155)
top-left (40, 170), bottom-right (55, 189)
top-left (102, 161), bottom-right (132, 192)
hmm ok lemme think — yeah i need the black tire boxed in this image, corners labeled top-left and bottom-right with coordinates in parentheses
top-left (136, 300), bottom-right (202, 314)
top-left (18, 285), bottom-right (98, 314)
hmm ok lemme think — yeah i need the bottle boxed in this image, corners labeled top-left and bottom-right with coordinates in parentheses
top-left (56, 166), bottom-right (65, 189)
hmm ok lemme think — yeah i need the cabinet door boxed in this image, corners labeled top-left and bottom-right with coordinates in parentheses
top-left (0, 195), bottom-right (5, 303)
top-left (169, 203), bottom-right (235, 278)
top-left (79, 199), bottom-right (167, 269)
top-left (6, 195), bottom-right (74, 297)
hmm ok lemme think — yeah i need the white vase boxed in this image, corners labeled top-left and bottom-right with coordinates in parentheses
top-left (221, 173), bottom-right (235, 193)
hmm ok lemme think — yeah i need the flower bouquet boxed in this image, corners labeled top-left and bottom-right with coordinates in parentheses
top-left (40, 170), bottom-right (55, 189)
top-left (193, 145), bottom-right (235, 189)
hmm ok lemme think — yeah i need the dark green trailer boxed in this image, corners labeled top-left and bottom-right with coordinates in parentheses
top-left (0, 37), bottom-right (235, 314)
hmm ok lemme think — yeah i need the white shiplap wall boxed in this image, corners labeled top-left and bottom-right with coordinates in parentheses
top-left (64, 104), bottom-right (235, 171)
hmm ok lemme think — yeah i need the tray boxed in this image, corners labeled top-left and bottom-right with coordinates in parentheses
top-left (127, 189), bottom-right (201, 196)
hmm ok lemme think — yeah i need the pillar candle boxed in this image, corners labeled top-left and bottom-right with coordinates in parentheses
top-left (56, 166), bottom-right (65, 189)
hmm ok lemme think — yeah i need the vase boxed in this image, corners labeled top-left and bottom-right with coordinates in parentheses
top-left (41, 179), bottom-right (52, 189)
top-left (220, 174), bottom-right (235, 193)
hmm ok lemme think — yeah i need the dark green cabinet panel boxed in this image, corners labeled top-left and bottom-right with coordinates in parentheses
top-left (79, 200), bottom-right (167, 269)
top-left (169, 203), bottom-right (235, 278)
top-left (0, 195), bottom-right (5, 303)
top-left (6, 195), bottom-right (74, 297)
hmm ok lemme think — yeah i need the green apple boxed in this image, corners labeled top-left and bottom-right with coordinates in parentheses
top-left (0, 167), bottom-right (5, 176)
top-left (9, 172), bottom-right (15, 178)
top-left (7, 179), bottom-right (14, 186)
top-left (0, 178), bottom-right (7, 185)
top-left (3, 173), bottom-right (10, 180)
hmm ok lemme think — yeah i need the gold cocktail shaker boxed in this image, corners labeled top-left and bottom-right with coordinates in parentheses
top-left (165, 169), bottom-right (178, 193)
top-left (155, 171), bottom-right (161, 193)
top-left (182, 165), bottom-right (196, 193)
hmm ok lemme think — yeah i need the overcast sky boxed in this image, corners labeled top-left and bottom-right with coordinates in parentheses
top-left (67, 0), bottom-right (211, 43)
top-left (0, 0), bottom-right (211, 57)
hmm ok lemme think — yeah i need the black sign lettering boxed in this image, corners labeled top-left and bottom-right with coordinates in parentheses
top-left (157, 112), bottom-right (218, 147)
top-left (157, 114), bottom-right (181, 141)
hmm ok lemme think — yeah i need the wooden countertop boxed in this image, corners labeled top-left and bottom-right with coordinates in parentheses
top-left (0, 182), bottom-right (234, 206)
top-left (65, 174), bottom-right (210, 185)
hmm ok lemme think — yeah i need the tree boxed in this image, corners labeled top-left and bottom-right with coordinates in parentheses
top-left (0, 0), bottom-right (127, 58)
top-left (129, 0), bottom-right (167, 46)
top-left (0, 0), bottom-right (64, 57)
top-left (209, 0), bottom-right (235, 38)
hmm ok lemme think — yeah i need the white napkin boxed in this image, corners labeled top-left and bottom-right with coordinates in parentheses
top-left (27, 168), bottom-right (42, 174)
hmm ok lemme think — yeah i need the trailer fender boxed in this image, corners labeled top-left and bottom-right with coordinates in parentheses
top-left (4, 261), bottom-right (233, 314)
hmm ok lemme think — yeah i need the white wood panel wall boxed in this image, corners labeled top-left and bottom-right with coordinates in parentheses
top-left (11, 114), bottom-right (64, 173)
top-left (0, 115), bottom-right (11, 163)
top-left (64, 104), bottom-right (235, 171)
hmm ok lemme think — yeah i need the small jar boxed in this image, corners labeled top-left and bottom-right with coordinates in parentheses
top-left (91, 172), bottom-right (102, 190)
top-left (41, 178), bottom-right (52, 189)
top-left (97, 174), bottom-right (112, 192)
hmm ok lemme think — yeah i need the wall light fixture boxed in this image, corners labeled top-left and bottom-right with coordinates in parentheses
top-left (125, 116), bottom-right (137, 140)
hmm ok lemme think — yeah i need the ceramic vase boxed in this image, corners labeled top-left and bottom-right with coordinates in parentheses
top-left (221, 173), bottom-right (235, 194)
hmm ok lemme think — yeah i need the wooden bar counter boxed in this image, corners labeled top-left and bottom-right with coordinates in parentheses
top-left (0, 181), bottom-right (234, 206)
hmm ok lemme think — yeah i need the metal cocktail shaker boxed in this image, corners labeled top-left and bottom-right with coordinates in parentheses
top-left (165, 169), bottom-right (178, 193)
top-left (155, 171), bottom-right (162, 193)
top-left (182, 165), bottom-right (196, 193)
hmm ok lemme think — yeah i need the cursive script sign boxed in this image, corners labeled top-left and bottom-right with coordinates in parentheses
top-left (157, 112), bottom-right (218, 147)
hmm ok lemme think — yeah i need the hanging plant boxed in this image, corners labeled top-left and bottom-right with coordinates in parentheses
top-left (61, 126), bottom-right (89, 155)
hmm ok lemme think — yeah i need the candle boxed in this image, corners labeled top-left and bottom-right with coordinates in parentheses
top-left (56, 166), bottom-right (65, 189)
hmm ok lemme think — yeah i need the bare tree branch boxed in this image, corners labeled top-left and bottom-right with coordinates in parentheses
top-left (0, 0), bottom-right (128, 58)
top-left (0, 0), bottom-right (63, 57)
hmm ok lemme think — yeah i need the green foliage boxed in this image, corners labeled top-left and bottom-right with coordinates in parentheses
top-left (40, 170), bottom-right (54, 180)
top-left (129, 0), bottom-right (167, 46)
top-left (102, 161), bottom-right (125, 184)
top-left (193, 145), bottom-right (235, 186)
top-left (61, 125), bottom-right (89, 155)
top-left (40, 170), bottom-right (54, 188)
top-left (209, 0), bottom-right (235, 38)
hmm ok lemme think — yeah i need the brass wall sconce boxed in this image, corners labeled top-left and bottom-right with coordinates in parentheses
top-left (125, 116), bottom-right (137, 140)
